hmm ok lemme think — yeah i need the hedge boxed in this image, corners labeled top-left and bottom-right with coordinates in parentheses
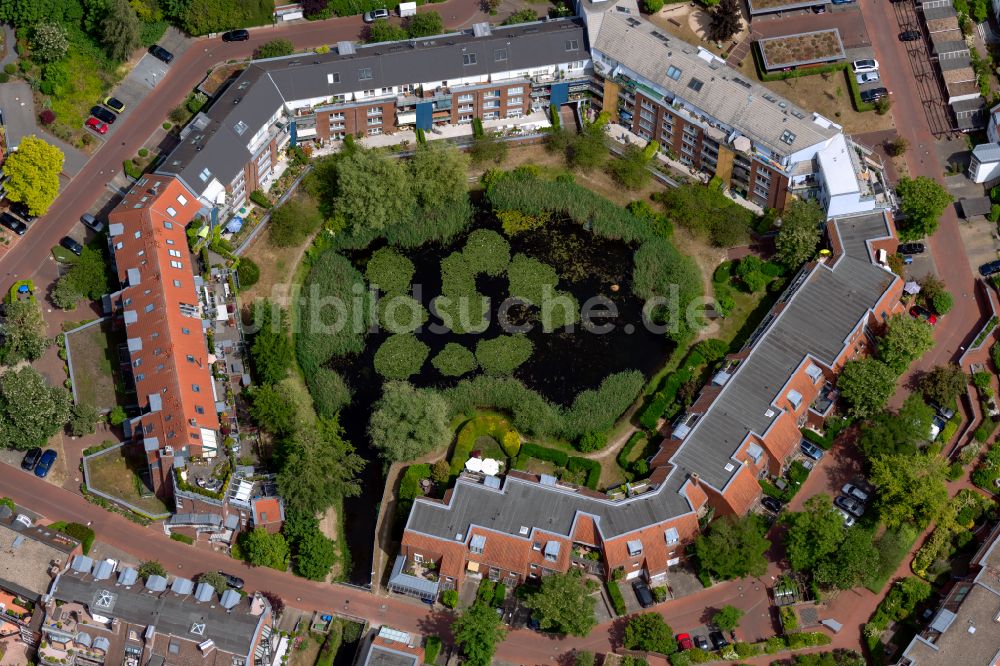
top-left (617, 432), bottom-right (647, 470)
top-left (170, 533), bottom-right (195, 545)
top-left (606, 581), bottom-right (626, 615)
top-left (520, 442), bottom-right (568, 467)
top-left (425, 636), bottom-right (442, 663)
top-left (566, 456), bottom-right (601, 490)
top-left (57, 522), bottom-right (95, 555)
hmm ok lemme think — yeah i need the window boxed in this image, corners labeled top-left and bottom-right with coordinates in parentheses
top-left (687, 78), bottom-right (704, 92)
top-left (667, 65), bottom-right (682, 81)
top-left (483, 112), bottom-right (498, 120)
top-left (181, 327), bottom-right (190, 335)
top-left (327, 72), bottom-right (340, 84)
top-left (470, 534), bottom-right (486, 554)
top-left (144, 303), bottom-right (154, 313)
top-left (195, 406), bottom-right (205, 415)
top-left (543, 541), bottom-right (560, 562)
top-left (168, 249), bottom-right (181, 258)
top-left (133, 359), bottom-right (142, 368)
top-left (532, 542), bottom-right (542, 551)
top-left (627, 540), bottom-right (643, 557)
top-left (413, 553), bottom-right (424, 564)
top-left (806, 364), bottom-right (823, 383)
top-left (665, 528), bottom-right (680, 545)
top-left (787, 389), bottom-right (803, 410)
top-left (170, 260), bottom-right (182, 269)
top-left (186, 355), bottom-right (195, 363)
top-left (192, 384), bottom-right (201, 393)
top-left (198, 167), bottom-right (212, 182)
top-left (164, 221), bottom-right (174, 229)
top-left (135, 373), bottom-right (145, 381)
top-left (234, 121), bottom-right (248, 136)
top-left (358, 67), bottom-right (373, 80)
top-left (507, 97), bottom-right (522, 106)
top-left (747, 442), bottom-right (763, 463)
top-left (173, 279), bottom-right (182, 288)
top-left (463, 53), bottom-right (477, 66)
top-left (494, 48), bottom-right (507, 62)
top-left (507, 86), bottom-right (523, 95)
top-left (176, 195), bottom-right (187, 206)
top-left (565, 39), bottom-right (578, 51)
top-left (458, 94), bottom-right (474, 102)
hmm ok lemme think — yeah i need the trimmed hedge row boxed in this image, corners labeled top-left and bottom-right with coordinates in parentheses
top-left (170, 533), bottom-right (195, 545)
top-left (606, 581), bottom-right (626, 616)
top-left (566, 457), bottom-right (600, 490)
top-left (520, 442), bottom-right (568, 467)
top-left (639, 348), bottom-right (709, 429)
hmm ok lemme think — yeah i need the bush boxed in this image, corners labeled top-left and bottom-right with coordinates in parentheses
top-left (256, 39), bottom-right (294, 59)
top-left (566, 457), bottom-right (600, 489)
top-left (492, 582), bottom-right (506, 606)
top-left (170, 532), bottom-right (195, 544)
top-left (365, 247), bottom-right (415, 295)
top-left (58, 522), bottom-right (95, 554)
top-left (606, 581), bottom-right (626, 615)
top-left (39, 109), bottom-right (55, 125)
top-left (475, 335), bottom-right (534, 376)
top-left (425, 636), bottom-right (442, 661)
top-left (577, 431), bottom-right (606, 452)
top-left (250, 189), bottom-right (272, 209)
top-left (236, 258), bottom-right (260, 289)
top-left (441, 590), bottom-right (458, 609)
top-left (373, 334), bottom-right (430, 380)
top-left (431, 343), bottom-right (477, 378)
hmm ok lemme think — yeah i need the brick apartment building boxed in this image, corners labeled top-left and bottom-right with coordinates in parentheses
top-left (155, 18), bottom-right (592, 218)
top-left (396, 211), bottom-right (903, 597)
top-left (106, 176), bottom-right (220, 499)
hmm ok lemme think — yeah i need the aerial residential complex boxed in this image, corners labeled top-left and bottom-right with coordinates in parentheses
top-left (395, 212), bottom-right (903, 597)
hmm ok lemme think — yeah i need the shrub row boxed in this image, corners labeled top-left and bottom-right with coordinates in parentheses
top-left (520, 442), bottom-right (568, 467)
top-left (606, 581), bottom-right (626, 615)
top-left (972, 442), bottom-right (1000, 491)
top-left (170, 533), bottom-right (195, 545)
top-left (566, 457), bottom-right (600, 490)
top-left (639, 348), bottom-right (711, 429)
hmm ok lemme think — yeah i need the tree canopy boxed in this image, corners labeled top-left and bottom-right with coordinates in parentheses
top-left (404, 10), bottom-right (443, 37)
top-left (707, 0), bottom-right (742, 42)
top-left (784, 495), bottom-right (848, 572)
top-left (775, 198), bottom-right (824, 267)
top-left (250, 300), bottom-right (294, 386)
top-left (623, 613), bottom-right (677, 655)
top-left (409, 142), bottom-right (470, 211)
top-left (655, 178), bottom-right (753, 248)
top-left (858, 394), bottom-right (935, 460)
top-left (0, 296), bottom-right (48, 363)
top-left (452, 602), bottom-right (505, 666)
top-left (100, 0), bottom-right (141, 61)
top-left (333, 149), bottom-right (416, 234)
top-left (895, 176), bottom-right (953, 240)
top-left (2, 135), bottom-right (64, 215)
top-left (277, 417), bottom-right (364, 517)
top-left (523, 570), bottom-right (596, 637)
top-left (837, 358), bottom-right (897, 419)
top-left (918, 364), bottom-right (966, 407)
top-left (712, 605), bottom-right (744, 633)
top-left (869, 453), bottom-right (949, 529)
top-left (693, 514), bottom-right (769, 580)
top-left (290, 527), bottom-right (337, 581)
top-left (878, 314), bottom-right (934, 374)
top-left (0, 366), bottom-right (71, 449)
top-left (368, 381), bottom-right (451, 462)
top-left (238, 527), bottom-right (289, 570)
top-left (367, 18), bottom-right (407, 43)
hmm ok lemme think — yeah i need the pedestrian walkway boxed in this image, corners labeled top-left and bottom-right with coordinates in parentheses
top-left (0, 25), bottom-right (17, 68)
top-left (0, 81), bottom-right (90, 176)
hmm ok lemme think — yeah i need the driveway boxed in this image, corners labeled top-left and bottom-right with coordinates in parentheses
top-left (0, 81), bottom-right (89, 176)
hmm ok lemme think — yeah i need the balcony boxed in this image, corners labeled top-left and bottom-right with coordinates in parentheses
top-left (809, 382), bottom-right (838, 416)
top-left (570, 545), bottom-right (605, 576)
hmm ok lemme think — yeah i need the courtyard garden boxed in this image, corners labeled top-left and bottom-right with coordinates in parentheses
top-left (64, 319), bottom-right (124, 411)
top-left (83, 444), bottom-right (171, 517)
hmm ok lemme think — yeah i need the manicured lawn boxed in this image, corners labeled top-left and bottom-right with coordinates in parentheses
top-left (51, 245), bottom-right (77, 264)
top-left (85, 448), bottom-right (170, 516)
top-left (761, 69), bottom-right (895, 134)
top-left (66, 320), bottom-right (120, 410)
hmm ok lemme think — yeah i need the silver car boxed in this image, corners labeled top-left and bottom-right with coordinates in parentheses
top-left (842, 483), bottom-right (870, 503)
top-left (363, 8), bottom-right (390, 22)
top-left (856, 71), bottom-right (880, 85)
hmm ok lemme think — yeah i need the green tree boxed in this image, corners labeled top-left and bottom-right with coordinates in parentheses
top-left (3, 135), bottom-right (64, 215)
top-left (814, 526), bottom-right (880, 590)
top-left (291, 527), bottom-right (336, 581)
top-left (255, 38), bottom-right (294, 59)
top-left (644, 0), bottom-right (664, 11)
top-left (567, 118), bottom-right (608, 170)
top-left (608, 142), bottom-right (653, 190)
top-left (405, 10), bottom-right (443, 37)
top-left (784, 495), bottom-right (846, 573)
top-left (523, 570), bottom-right (597, 636)
top-left (268, 194), bottom-right (323, 247)
top-left (236, 257), bottom-right (260, 288)
top-left (469, 132), bottom-right (508, 165)
top-left (100, 0), bottom-right (141, 60)
top-left (502, 8), bottom-right (538, 24)
top-left (656, 179), bottom-right (754, 248)
top-left (409, 143), bottom-right (469, 211)
top-left (373, 333), bottom-right (430, 380)
top-left (51, 278), bottom-right (82, 309)
top-left (878, 314), bottom-right (935, 374)
top-left (475, 335), bottom-right (534, 376)
top-left (250, 300), bottom-right (294, 385)
top-left (0, 297), bottom-right (49, 363)
top-left (196, 571), bottom-right (228, 594)
top-left (249, 378), bottom-right (315, 436)
top-left (707, 0), bottom-right (742, 42)
top-left (869, 453), bottom-right (949, 528)
top-left (137, 560), bottom-right (166, 580)
top-left (623, 613), bottom-right (677, 655)
top-left (68, 403), bottom-right (100, 437)
top-left (277, 417), bottom-right (364, 517)
top-left (712, 605), bottom-right (744, 633)
top-left (239, 527), bottom-right (289, 570)
top-left (365, 247), bottom-right (415, 294)
top-left (858, 394), bottom-right (935, 460)
top-left (109, 405), bottom-right (126, 426)
top-left (574, 652), bottom-right (596, 666)
top-left (837, 358), bottom-right (897, 419)
top-left (918, 364), bottom-right (966, 407)
top-left (334, 149), bottom-right (416, 234)
top-left (31, 22), bottom-right (68, 62)
top-left (368, 381), bottom-right (451, 462)
top-left (431, 342), bottom-right (477, 377)
top-left (895, 176), bottom-right (953, 240)
top-left (367, 18), bottom-right (407, 43)
top-left (58, 246), bottom-right (111, 301)
top-left (775, 198), bottom-right (824, 267)
top-left (452, 602), bottom-right (505, 666)
top-left (693, 515), bottom-right (769, 580)
top-left (0, 367), bottom-right (71, 449)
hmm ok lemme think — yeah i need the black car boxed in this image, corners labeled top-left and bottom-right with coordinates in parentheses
top-left (632, 580), bottom-right (654, 608)
top-left (980, 259), bottom-right (1000, 277)
top-left (10, 201), bottom-right (36, 222)
top-left (899, 29), bottom-right (922, 41)
top-left (21, 447), bottom-right (41, 471)
top-left (149, 44), bottom-right (174, 64)
top-left (222, 29), bottom-right (250, 41)
top-left (710, 631), bottom-right (730, 651)
top-left (860, 87), bottom-right (889, 104)
top-left (762, 496), bottom-right (783, 513)
top-left (60, 236), bottom-right (83, 256)
top-left (220, 572), bottom-right (245, 590)
top-left (835, 494), bottom-right (865, 518)
top-left (0, 212), bottom-right (27, 235)
top-left (898, 242), bottom-right (925, 255)
top-left (90, 106), bottom-right (116, 124)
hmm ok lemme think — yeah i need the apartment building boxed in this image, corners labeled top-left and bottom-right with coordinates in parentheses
top-left (42, 564), bottom-right (275, 666)
top-left (106, 176), bottom-right (219, 499)
top-left (156, 18), bottom-right (592, 216)
top-left (397, 212), bottom-right (903, 597)
top-left (581, 3), bottom-right (890, 215)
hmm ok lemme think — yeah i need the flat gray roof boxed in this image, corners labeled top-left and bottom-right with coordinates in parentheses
top-left (592, 12), bottom-right (839, 157)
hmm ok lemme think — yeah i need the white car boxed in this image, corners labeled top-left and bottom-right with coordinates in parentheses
top-left (363, 8), bottom-right (390, 22)
top-left (852, 59), bottom-right (879, 74)
top-left (856, 71), bottom-right (880, 85)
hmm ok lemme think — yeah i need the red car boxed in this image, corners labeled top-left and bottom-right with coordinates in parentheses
top-left (909, 305), bottom-right (938, 325)
top-left (85, 117), bottom-right (108, 135)
top-left (677, 633), bottom-right (694, 651)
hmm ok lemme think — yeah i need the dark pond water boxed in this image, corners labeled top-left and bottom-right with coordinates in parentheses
top-left (332, 214), bottom-right (673, 584)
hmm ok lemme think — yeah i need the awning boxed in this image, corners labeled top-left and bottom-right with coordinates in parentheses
top-left (466, 561), bottom-right (480, 572)
top-left (225, 217), bottom-right (243, 233)
top-left (481, 458), bottom-right (501, 475)
top-left (465, 457), bottom-right (484, 473)
top-left (904, 281), bottom-right (921, 295)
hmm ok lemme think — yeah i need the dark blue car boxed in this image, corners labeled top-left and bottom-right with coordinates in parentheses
top-left (34, 449), bottom-right (57, 478)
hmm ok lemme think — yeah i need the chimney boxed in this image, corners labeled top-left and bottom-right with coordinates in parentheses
top-left (690, 473), bottom-right (700, 486)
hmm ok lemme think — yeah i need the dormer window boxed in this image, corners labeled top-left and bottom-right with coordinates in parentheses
top-left (787, 389), bottom-right (803, 410)
top-left (627, 539), bottom-right (643, 557)
top-left (470, 534), bottom-right (486, 554)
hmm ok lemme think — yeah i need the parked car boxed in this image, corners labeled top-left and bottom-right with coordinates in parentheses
top-left (149, 44), bottom-right (174, 63)
top-left (835, 494), bottom-right (865, 517)
top-left (0, 212), bottom-right (27, 236)
top-left (842, 483), bottom-right (870, 503)
top-left (9, 201), bottom-right (36, 223)
top-left (90, 106), bottom-right (116, 124)
top-left (831, 0), bottom-right (854, 4)
top-left (709, 631), bottom-right (730, 651)
top-left (694, 635), bottom-right (711, 650)
top-left (81, 213), bottom-right (105, 233)
top-left (85, 117), bottom-right (109, 135)
top-left (930, 402), bottom-right (955, 420)
top-left (856, 71), bottom-right (880, 85)
top-left (222, 29), bottom-right (250, 42)
top-left (898, 242), bottom-right (925, 254)
top-left (60, 236), bottom-right (83, 256)
top-left (677, 634), bottom-right (694, 651)
top-left (21, 447), bottom-right (41, 471)
top-left (220, 572), bottom-right (245, 590)
top-left (852, 59), bottom-right (879, 73)
top-left (899, 29), bottom-right (922, 41)
top-left (838, 508), bottom-right (856, 527)
top-left (34, 449), bottom-right (57, 478)
top-left (909, 305), bottom-right (938, 325)
top-left (812, 4), bottom-right (826, 12)
top-left (860, 87), bottom-right (889, 104)
top-left (363, 7), bottom-right (390, 22)
top-left (800, 439), bottom-right (824, 461)
top-left (632, 580), bottom-right (654, 608)
top-left (762, 496), bottom-right (783, 513)
top-left (103, 96), bottom-right (126, 113)
top-left (980, 259), bottom-right (1000, 277)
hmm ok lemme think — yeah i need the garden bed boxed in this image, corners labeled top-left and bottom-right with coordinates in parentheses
top-left (757, 29), bottom-right (847, 70)
top-left (84, 447), bottom-right (170, 517)
top-left (65, 319), bottom-right (123, 410)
